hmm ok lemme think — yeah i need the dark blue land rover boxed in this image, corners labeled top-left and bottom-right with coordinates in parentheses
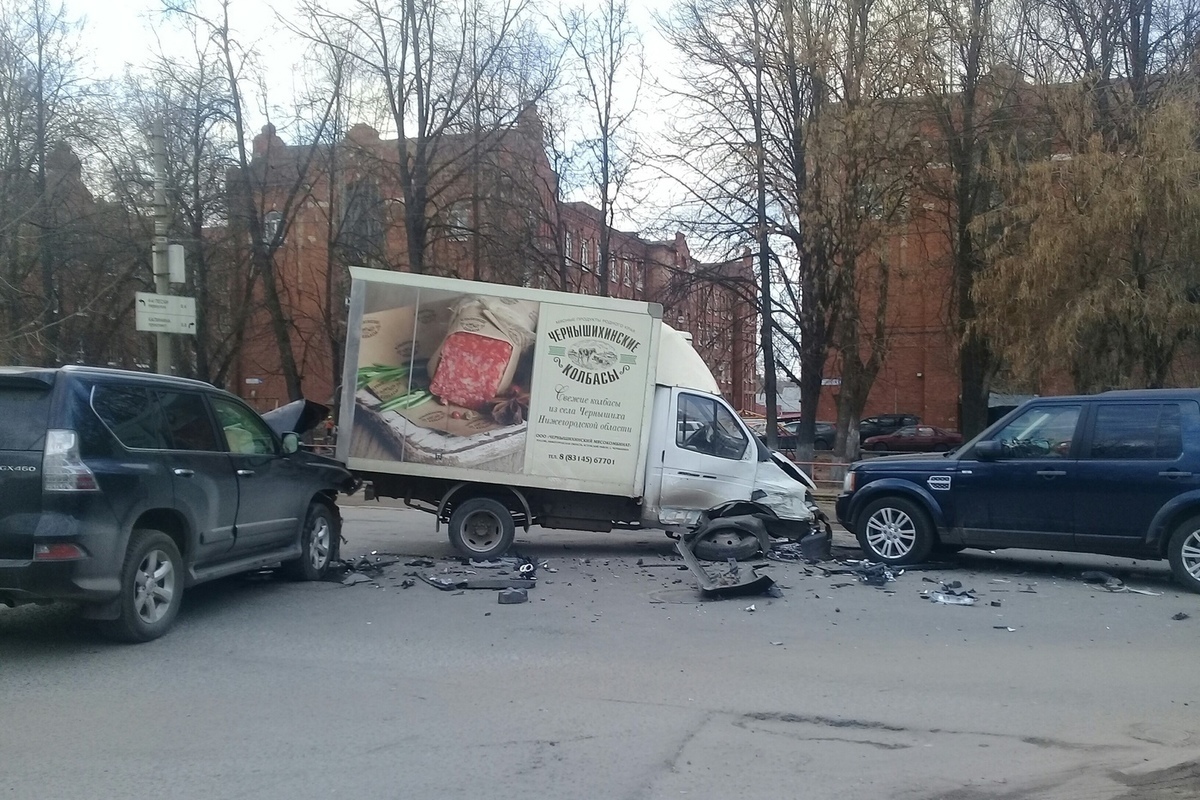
top-left (837, 389), bottom-right (1200, 593)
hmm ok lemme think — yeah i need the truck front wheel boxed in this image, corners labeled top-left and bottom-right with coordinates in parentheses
top-left (448, 497), bottom-right (515, 559)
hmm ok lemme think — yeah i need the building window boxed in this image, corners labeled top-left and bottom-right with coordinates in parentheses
top-left (447, 201), bottom-right (471, 241)
top-left (263, 210), bottom-right (284, 246)
top-left (635, 261), bottom-right (643, 290)
top-left (564, 232), bottom-right (574, 264)
top-left (610, 256), bottom-right (619, 283)
top-left (582, 239), bottom-right (593, 271)
top-left (623, 259), bottom-right (632, 287)
top-left (338, 181), bottom-right (384, 264)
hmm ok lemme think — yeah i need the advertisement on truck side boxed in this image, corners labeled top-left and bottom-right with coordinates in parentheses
top-left (339, 268), bottom-right (662, 497)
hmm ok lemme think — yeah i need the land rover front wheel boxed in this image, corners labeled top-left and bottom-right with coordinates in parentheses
top-left (857, 496), bottom-right (934, 565)
top-left (1167, 514), bottom-right (1200, 594)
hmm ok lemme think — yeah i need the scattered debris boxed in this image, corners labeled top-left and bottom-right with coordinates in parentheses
top-left (404, 558), bottom-right (435, 568)
top-left (399, 579), bottom-right (415, 589)
top-left (342, 573), bottom-right (372, 586)
top-left (770, 641), bottom-right (783, 646)
top-left (745, 604), bottom-right (756, 612)
top-left (993, 626), bottom-right (1016, 631)
top-left (1172, 612), bottom-right (1190, 621)
top-left (1082, 570), bottom-right (1125, 591)
top-left (497, 588), bottom-right (528, 604)
top-left (990, 600), bottom-right (1002, 607)
top-left (418, 573), bottom-right (536, 591)
top-left (929, 591), bottom-right (976, 606)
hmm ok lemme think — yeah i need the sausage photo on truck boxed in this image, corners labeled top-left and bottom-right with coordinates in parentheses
top-left (351, 286), bottom-right (540, 472)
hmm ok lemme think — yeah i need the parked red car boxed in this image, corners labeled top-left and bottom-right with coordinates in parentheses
top-left (863, 425), bottom-right (962, 452)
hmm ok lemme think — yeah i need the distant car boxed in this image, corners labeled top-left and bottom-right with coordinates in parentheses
top-left (863, 425), bottom-right (962, 452)
top-left (0, 366), bottom-right (356, 642)
top-left (776, 421), bottom-right (836, 451)
top-left (859, 414), bottom-right (921, 440)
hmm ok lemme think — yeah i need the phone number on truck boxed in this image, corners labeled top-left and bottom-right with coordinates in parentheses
top-left (549, 453), bottom-right (616, 466)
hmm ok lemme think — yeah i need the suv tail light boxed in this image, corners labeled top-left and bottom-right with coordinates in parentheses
top-left (43, 430), bottom-right (98, 492)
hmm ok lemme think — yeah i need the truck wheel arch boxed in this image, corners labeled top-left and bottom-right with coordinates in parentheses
top-left (436, 483), bottom-right (531, 532)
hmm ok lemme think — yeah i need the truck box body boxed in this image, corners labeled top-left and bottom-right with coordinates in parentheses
top-left (337, 268), bottom-right (663, 499)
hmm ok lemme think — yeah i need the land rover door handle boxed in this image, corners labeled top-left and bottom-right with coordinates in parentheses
top-left (172, 468), bottom-right (194, 477)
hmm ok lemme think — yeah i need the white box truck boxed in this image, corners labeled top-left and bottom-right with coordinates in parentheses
top-left (337, 268), bottom-right (820, 559)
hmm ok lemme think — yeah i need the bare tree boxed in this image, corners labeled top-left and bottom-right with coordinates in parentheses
top-left (558, 0), bottom-right (643, 295)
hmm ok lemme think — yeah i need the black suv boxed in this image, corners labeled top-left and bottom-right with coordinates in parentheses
top-left (858, 414), bottom-right (921, 440)
top-left (0, 366), bottom-right (355, 641)
top-left (837, 390), bottom-right (1200, 593)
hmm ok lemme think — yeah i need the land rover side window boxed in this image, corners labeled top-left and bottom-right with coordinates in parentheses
top-left (91, 385), bottom-right (170, 450)
top-left (1089, 404), bottom-right (1182, 460)
top-left (158, 391), bottom-right (221, 452)
top-left (676, 393), bottom-right (748, 460)
top-left (989, 404), bottom-right (1081, 458)
top-left (211, 397), bottom-right (276, 455)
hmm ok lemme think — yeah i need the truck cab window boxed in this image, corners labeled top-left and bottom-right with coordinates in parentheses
top-left (676, 393), bottom-right (748, 460)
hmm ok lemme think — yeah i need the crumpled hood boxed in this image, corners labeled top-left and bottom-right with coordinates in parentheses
top-left (261, 398), bottom-right (329, 437)
top-left (753, 456), bottom-right (815, 522)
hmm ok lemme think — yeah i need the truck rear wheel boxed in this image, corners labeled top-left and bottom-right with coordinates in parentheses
top-left (448, 497), bottom-right (515, 559)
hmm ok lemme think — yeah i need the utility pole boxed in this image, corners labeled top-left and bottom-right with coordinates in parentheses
top-left (152, 118), bottom-right (172, 375)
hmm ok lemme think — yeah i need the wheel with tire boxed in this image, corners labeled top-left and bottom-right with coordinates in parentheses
top-left (856, 496), bottom-right (934, 565)
top-left (691, 527), bottom-right (762, 562)
top-left (448, 497), bottom-right (515, 559)
top-left (99, 530), bottom-right (184, 643)
top-left (1167, 514), bottom-right (1200, 593)
top-left (282, 502), bottom-right (339, 581)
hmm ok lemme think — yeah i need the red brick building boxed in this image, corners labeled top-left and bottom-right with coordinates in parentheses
top-left (230, 115), bottom-right (758, 413)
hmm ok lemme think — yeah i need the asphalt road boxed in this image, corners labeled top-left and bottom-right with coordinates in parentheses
top-left (3, 502), bottom-right (1200, 800)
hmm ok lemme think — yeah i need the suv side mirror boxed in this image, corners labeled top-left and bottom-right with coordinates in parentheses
top-left (975, 440), bottom-right (1002, 460)
top-left (282, 432), bottom-right (300, 455)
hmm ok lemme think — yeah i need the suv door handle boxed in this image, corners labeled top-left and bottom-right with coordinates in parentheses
top-left (172, 468), bottom-right (195, 477)
top-left (1160, 470), bottom-right (1193, 478)
top-left (236, 469), bottom-right (255, 477)
top-left (1036, 469), bottom-right (1067, 477)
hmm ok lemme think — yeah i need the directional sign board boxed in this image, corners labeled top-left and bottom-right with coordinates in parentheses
top-left (135, 292), bottom-right (196, 335)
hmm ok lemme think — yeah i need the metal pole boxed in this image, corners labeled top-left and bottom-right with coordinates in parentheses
top-left (152, 118), bottom-right (172, 375)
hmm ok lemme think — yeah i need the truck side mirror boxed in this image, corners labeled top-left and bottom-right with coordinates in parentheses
top-left (974, 440), bottom-right (1002, 460)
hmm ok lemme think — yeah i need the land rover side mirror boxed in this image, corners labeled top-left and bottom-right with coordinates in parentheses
top-left (282, 432), bottom-right (300, 454)
top-left (975, 440), bottom-right (1002, 460)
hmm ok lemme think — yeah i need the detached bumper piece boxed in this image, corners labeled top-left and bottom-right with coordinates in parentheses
top-left (675, 537), bottom-right (777, 599)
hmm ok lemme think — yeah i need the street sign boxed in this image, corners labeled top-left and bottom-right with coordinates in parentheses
top-left (135, 292), bottom-right (196, 335)
top-left (168, 244), bottom-right (186, 284)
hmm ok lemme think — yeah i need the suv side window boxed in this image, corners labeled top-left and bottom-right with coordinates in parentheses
top-left (158, 391), bottom-right (222, 452)
top-left (211, 397), bottom-right (277, 455)
top-left (990, 404), bottom-right (1082, 458)
top-left (92, 385), bottom-right (169, 450)
top-left (1089, 403), bottom-right (1182, 460)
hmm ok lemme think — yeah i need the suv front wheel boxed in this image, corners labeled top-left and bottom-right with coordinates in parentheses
top-left (282, 502), bottom-right (339, 581)
top-left (857, 496), bottom-right (934, 565)
top-left (100, 529), bottom-right (184, 643)
top-left (1167, 514), bottom-right (1200, 594)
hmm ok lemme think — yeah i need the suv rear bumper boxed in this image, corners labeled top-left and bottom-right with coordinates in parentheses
top-left (0, 557), bottom-right (121, 605)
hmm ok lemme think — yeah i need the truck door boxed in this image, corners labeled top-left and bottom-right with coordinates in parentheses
top-left (657, 389), bottom-right (758, 522)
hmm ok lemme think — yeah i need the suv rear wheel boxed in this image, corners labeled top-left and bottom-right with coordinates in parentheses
top-left (99, 530), bottom-right (183, 643)
top-left (857, 496), bottom-right (934, 565)
top-left (1167, 514), bottom-right (1200, 594)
